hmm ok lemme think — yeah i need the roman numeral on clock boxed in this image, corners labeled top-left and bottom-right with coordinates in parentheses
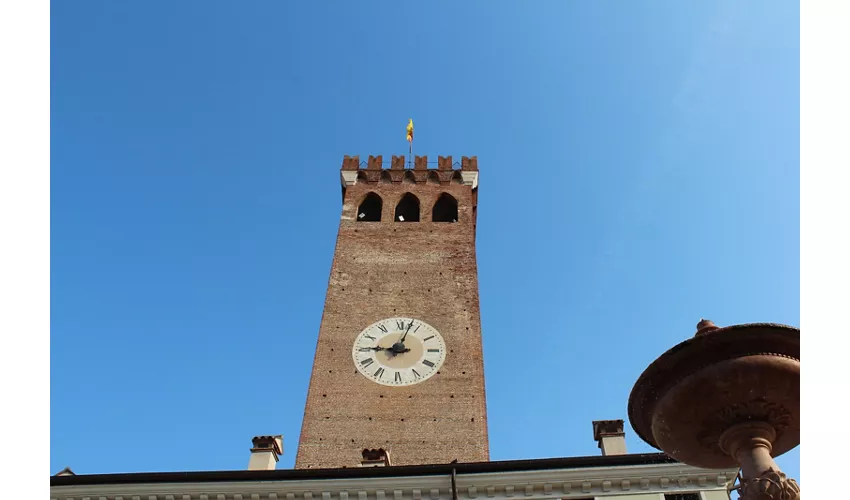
top-left (360, 358), bottom-right (374, 367)
top-left (364, 334), bottom-right (376, 340)
top-left (422, 359), bottom-right (435, 368)
top-left (374, 367), bottom-right (385, 379)
top-left (423, 335), bottom-right (434, 342)
top-left (427, 348), bottom-right (440, 353)
top-left (411, 369), bottom-right (421, 379)
top-left (377, 324), bottom-right (388, 333)
top-left (396, 319), bottom-right (405, 330)
top-left (394, 372), bottom-right (402, 383)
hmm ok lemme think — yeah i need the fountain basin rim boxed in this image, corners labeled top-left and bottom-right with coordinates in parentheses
top-left (627, 322), bottom-right (799, 451)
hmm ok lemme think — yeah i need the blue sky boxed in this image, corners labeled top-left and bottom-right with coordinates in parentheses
top-left (51, 0), bottom-right (800, 484)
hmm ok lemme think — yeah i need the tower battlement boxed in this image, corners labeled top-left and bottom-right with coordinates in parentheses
top-left (340, 155), bottom-right (479, 188)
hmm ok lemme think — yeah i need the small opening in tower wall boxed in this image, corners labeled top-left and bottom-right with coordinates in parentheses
top-left (394, 193), bottom-right (420, 222)
top-left (357, 193), bottom-right (382, 222)
top-left (432, 193), bottom-right (458, 222)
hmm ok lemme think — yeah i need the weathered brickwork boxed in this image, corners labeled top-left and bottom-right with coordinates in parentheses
top-left (294, 156), bottom-right (489, 469)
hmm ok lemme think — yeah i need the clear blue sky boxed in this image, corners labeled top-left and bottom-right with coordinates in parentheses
top-left (51, 0), bottom-right (800, 484)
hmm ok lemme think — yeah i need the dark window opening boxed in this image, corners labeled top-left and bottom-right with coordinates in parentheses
top-left (395, 193), bottom-right (420, 222)
top-left (664, 494), bottom-right (700, 500)
top-left (361, 448), bottom-right (391, 467)
top-left (432, 193), bottom-right (458, 222)
top-left (357, 193), bottom-right (382, 222)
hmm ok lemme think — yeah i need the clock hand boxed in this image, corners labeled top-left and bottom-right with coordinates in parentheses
top-left (399, 321), bottom-right (414, 343)
top-left (390, 321), bottom-right (416, 354)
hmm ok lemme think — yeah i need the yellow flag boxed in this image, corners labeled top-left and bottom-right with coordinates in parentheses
top-left (406, 119), bottom-right (414, 142)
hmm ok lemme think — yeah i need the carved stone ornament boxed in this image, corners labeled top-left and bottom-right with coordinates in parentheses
top-left (364, 170), bottom-right (382, 183)
top-left (738, 467), bottom-right (800, 500)
top-left (698, 398), bottom-right (795, 452)
top-left (716, 398), bottom-right (795, 432)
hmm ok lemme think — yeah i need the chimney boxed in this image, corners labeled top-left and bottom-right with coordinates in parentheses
top-left (592, 420), bottom-right (627, 456)
top-left (248, 435), bottom-right (283, 470)
top-left (360, 448), bottom-right (391, 467)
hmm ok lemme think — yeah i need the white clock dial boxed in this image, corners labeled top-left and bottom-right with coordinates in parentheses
top-left (352, 317), bottom-right (446, 387)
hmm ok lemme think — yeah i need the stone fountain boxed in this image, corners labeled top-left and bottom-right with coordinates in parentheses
top-left (628, 320), bottom-right (800, 500)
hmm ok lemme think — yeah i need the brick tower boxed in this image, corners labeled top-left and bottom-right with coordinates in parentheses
top-left (294, 155), bottom-right (488, 469)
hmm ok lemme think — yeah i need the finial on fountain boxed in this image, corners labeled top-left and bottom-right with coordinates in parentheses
top-left (696, 318), bottom-right (719, 336)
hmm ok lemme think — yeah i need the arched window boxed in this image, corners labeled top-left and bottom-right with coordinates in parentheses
top-left (432, 193), bottom-right (458, 223)
top-left (357, 193), bottom-right (382, 222)
top-left (394, 193), bottom-right (420, 222)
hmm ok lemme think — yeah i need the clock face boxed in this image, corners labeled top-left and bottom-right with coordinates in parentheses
top-left (352, 317), bottom-right (446, 387)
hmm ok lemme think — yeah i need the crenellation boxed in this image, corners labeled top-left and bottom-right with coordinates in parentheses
top-left (342, 156), bottom-right (477, 172)
top-left (368, 155), bottom-right (383, 170)
top-left (342, 155), bottom-right (360, 171)
top-left (461, 156), bottom-right (477, 171)
top-left (415, 155), bottom-right (428, 170)
top-left (341, 156), bottom-right (478, 190)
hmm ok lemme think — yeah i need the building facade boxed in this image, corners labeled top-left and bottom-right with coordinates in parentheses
top-left (50, 452), bottom-right (737, 500)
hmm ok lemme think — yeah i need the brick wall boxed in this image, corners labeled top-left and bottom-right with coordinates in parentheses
top-left (294, 156), bottom-right (489, 469)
